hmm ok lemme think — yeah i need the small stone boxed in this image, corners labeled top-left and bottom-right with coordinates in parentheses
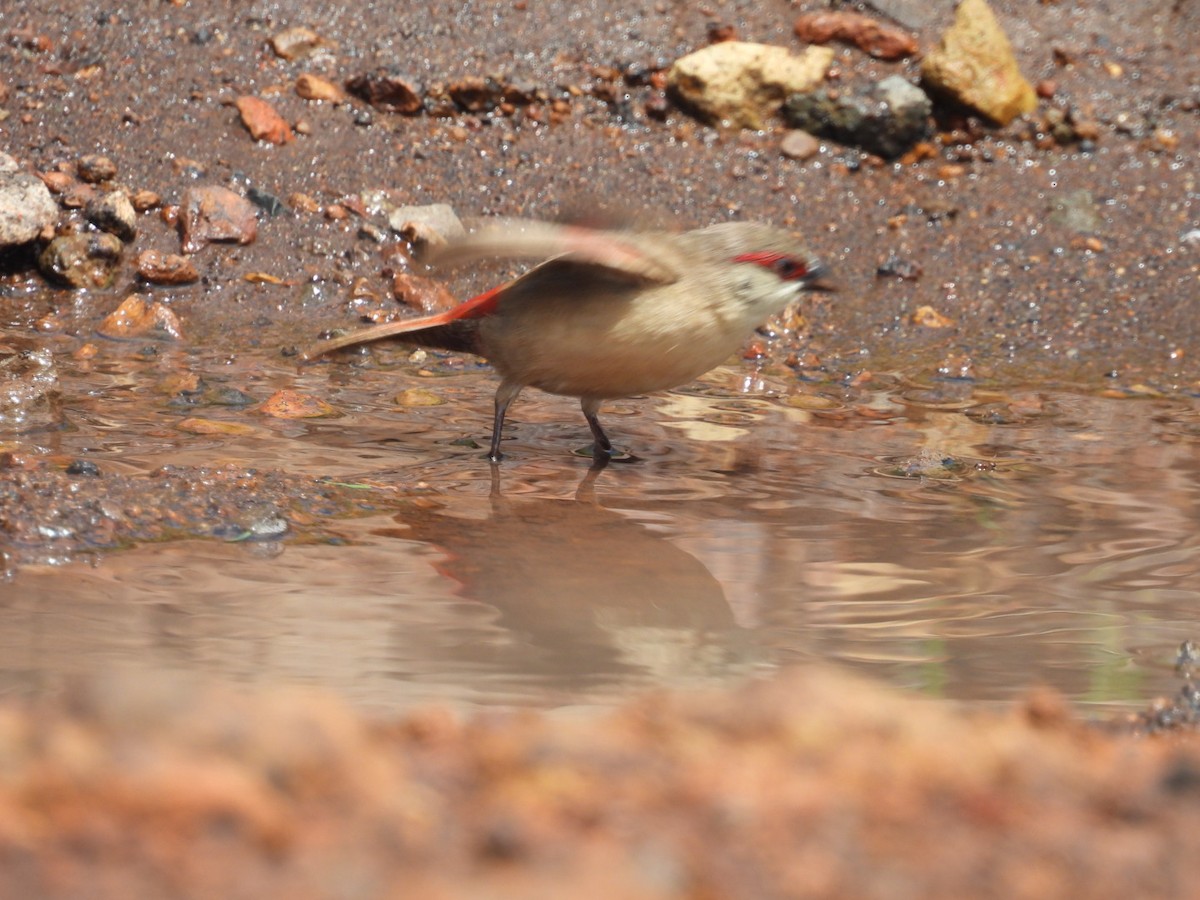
top-left (395, 388), bottom-right (445, 407)
top-left (84, 190), bottom-right (137, 242)
top-left (288, 192), bottom-right (321, 213)
top-left (179, 185), bottom-right (258, 253)
top-left (38, 170), bottom-right (74, 194)
top-left (0, 154), bottom-right (59, 248)
top-left (783, 76), bottom-right (931, 159)
top-left (363, 198), bottom-right (465, 244)
top-left (76, 154), bottom-right (118, 183)
top-left (877, 253), bottom-right (923, 280)
top-left (136, 249), bottom-right (199, 285)
top-left (258, 389), bottom-right (340, 419)
top-left (345, 68), bottom-right (424, 114)
top-left (920, 0), bottom-right (1037, 125)
top-left (447, 76), bottom-right (504, 112)
top-left (38, 233), bottom-right (123, 288)
top-left (668, 42), bottom-right (834, 129)
top-left (295, 73), bottom-right (345, 103)
top-left (96, 294), bottom-right (183, 340)
top-left (793, 11), bottom-right (918, 61)
top-left (780, 129), bottom-right (820, 160)
top-left (392, 272), bottom-right (460, 313)
top-left (235, 96), bottom-right (295, 144)
top-left (269, 25), bottom-right (326, 60)
top-left (912, 305), bottom-right (954, 328)
top-left (130, 189), bottom-right (162, 211)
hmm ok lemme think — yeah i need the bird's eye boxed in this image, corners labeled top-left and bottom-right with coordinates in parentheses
top-left (771, 256), bottom-right (808, 280)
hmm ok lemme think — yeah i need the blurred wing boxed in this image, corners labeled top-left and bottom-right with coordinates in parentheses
top-left (430, 219), bottom-right (680, 285)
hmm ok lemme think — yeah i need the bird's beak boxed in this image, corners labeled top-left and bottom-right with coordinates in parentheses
top-left (802, 263), bottom-right (838, 293)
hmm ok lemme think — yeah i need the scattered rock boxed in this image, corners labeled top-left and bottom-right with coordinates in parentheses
top-left (912, 305), bottom-right (954, 328)
top-left (84, 190), bottom-right (138, 242)
top-left (783, 75), bottom-right (931, 159)
top-left (668, 42), bottom-right (834, 129)
top-left (178, 185), bottom-right (258, 253)
top-left (793, 10), bottom-right (918, 61)
top-left (360, 196), bottom-right (465, 245)
top-left (920, 0), bottom-right (1037, 125)
top-left (130, 189), bottom-right (162, 211)
top-left (37, 233), bottom-right (123, 289)
top-left (269, 26), bottom-right (327, 61)
top-left (345, 68), bottom-right (424, 114)
top-left (395, 388), bottom-right (445, 407)
top-left (295, 73), bottom-right (345, 103)
top-left (258, 389), bottom-right (339, 419)
top-left (136, 249), bottom-right (199, 285)
top-left (447, 76), bottom-right (504, 113)
top-left (391, 272), bottom-right (460, 313)
top-left (246, 186), bottom-right (285, 217)
top-left (0, 153), bottom-right (59, 248)
top-left (779, 129), bottom-right (820, 160)
top-left (877, 253), bottom-right (923, 280)
top-left (76, 154), bottom-right (118, 184)
top-left (1049, 189), bottom-right (1101, 235)
top-left (96, 294), bottom-right (183, 341)
top-left (235, 96), bottom-right (295, 144)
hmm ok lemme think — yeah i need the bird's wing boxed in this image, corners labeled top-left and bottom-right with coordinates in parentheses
top-left (302, 221), bottom-right (681, 360)
top-left (431, 219), bottom-right (682, 285)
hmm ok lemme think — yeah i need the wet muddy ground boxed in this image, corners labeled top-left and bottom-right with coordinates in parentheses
top-left (1, 0), bottom-right (1199, 896)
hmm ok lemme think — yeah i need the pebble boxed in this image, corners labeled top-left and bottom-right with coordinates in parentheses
top-left (920, 0), bottom-right (1037, 125)
top-left (136, 249), bottom-right (199, 285)
top-left (779, 129), bottom-right (820, 160)
top-left (84, 190), bottom-right (137, 242)
top-left (667, 42), bottom-right (834, 129)
top-left (783, 76), bottom-right (931, 159)
top-left (269, 26), bottom-right (326, 61)
top-left (76, 154), bottom-right (118, 184)
top-left (38, 233), bottom-right (123, 289)
top-left (96, 294), bottom-right (183, 341)
top-left (345, 68), bottom-right (424, 114)
top-left (178, 185), bottom-right (258, 253)
top-left (235, 96), bottom-right (294, 145)
top-left (793, 10), bottom-right (918, 61)
top-left (0, 153), bottom-right (59, 248)
top-left (295, 73), bottom-right (345, 104)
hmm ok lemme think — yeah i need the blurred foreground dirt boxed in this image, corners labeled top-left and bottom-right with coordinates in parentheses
top-left (0, 667), bottom-right (1196, 900)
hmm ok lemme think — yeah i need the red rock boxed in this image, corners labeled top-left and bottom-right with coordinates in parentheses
top-left (234, 96), bottom-right (294, 144)
top-left (136, 249), bottom-right (199, 285)
top-left (794, 11), bottom-right (918, 61)
top-left (179, 185), bottom-right (258, 253)
top-left (97, 294), bottom-right (183, 340)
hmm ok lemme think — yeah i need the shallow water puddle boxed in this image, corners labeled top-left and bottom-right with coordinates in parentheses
top-left (2, 350), bottom-right (1197, 713)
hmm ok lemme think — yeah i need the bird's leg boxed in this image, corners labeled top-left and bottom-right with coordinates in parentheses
top-left (581, 397), bottom-right (614, 461)
top-left (489, 381), bottom-right (524, 462)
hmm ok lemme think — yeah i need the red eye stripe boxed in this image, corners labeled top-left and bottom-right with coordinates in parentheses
top-left (732, 251), bottom-right (810, 280)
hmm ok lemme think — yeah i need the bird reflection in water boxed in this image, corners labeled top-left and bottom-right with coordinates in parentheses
top-left (376, 464), bottom-right (762, 689)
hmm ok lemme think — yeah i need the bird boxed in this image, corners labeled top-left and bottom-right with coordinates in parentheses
top-left (303, 218), bottom-right (831, 462)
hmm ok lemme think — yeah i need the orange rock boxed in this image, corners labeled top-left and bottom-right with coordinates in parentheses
top-left (234, 95), bottom-right (295, 144)
top-left (794, 10), bottom-right (918, 60)
top-left (295, 73), bottom-right (345, 103)
top-left (96, 294), bottom-right (183, 341)
top-left (179, 185), bottom-right (257, 253)
top-left (257, 389), bottom-right (339, 419)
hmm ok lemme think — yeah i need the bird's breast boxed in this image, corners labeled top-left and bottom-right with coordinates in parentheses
top-left (478, 282), bottom-right (746, 399)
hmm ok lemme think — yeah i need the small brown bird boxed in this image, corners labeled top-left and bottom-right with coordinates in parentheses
top-left (304, 218), bottom-right (830, 461)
